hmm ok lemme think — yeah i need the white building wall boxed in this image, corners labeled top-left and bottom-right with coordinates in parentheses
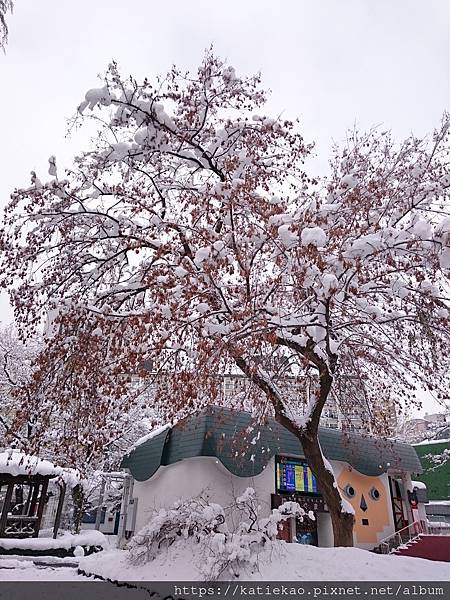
top-left (133, 456), bottom-right (275, 533)
top-left (133, 455), bottom-right (337, 546)
top-left (132, 456), bottom-right (398, 550)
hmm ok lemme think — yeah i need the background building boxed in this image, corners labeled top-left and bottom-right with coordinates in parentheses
top-left (221, 373), bottom-right (397, 436)
top-left (399, 413), bottom-right (450, 444)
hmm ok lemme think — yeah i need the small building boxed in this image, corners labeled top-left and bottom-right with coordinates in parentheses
top-left (121, 407), bottom-right (424, 550)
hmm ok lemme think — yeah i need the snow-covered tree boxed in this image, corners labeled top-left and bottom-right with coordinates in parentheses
top-left (1, 51), bottom-right (449, 546)
top-left (424, 411), bottom-right (450, 442)
top-left (401, 408), bottom-right (450, 469)
top-left (0, 0), bottom-right (13, 50)
top-left (0, 327), bottom-right (157, 475)
top-left (396, 407), bottom-right (450, 444)
top-left (0, 325), bottom-right (39, 441)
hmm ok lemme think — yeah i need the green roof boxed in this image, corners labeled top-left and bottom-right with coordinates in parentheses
top-left (413, 441), bottom-right (450, 501)
top-left (121, 407), bottom-right (423, 482)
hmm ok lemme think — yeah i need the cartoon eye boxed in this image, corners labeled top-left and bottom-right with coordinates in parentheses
top-left (343, 484), bottom-right (356, 498)
top-left (369, 487), bottom-right (380, 501)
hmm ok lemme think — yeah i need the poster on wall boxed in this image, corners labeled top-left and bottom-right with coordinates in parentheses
top-left (276, 456), bottom-right (320, 495)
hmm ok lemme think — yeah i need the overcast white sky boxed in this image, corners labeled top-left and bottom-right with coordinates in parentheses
top-left (0, 0), bottom-right (449, 415)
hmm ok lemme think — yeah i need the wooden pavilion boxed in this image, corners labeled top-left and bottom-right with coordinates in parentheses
top-left (0, 451), bottom-right (68, 539)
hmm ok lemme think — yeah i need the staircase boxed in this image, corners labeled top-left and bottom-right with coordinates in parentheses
top-left (374, 520), bottom-right (427, 554)
top-left (373, 520), bottom-right (450, 562)
top-left (394, 535), bottom-right (450, 562)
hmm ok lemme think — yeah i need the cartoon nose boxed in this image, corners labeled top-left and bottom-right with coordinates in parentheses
top-left (360, 494), bottom-right (368, 512)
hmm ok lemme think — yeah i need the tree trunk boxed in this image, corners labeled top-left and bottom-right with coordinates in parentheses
top-left (276, 412), bottom-right (355, 547)
top-left (300, 429), bottom-right (354, 546)
top-left (71, 484), bottom-right (86, 534)
top-left (232, 347), bottom-right (355, 546)
top-left (273, 356), bottom-right (355, 547)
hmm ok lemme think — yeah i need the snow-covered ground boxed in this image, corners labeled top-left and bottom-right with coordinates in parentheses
top-left (2, 539), bottom-right (450, 582)
top-left (76, 541), bottom-right (450, 582)
top-left (0, 530), bottom-right (107, 551)
top-left (0, 531), bottom-right (110, 581)
top-left (0, 561), bottom-right (86, 581)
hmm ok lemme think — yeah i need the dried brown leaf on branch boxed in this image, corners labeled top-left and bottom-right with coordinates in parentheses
top-left (1, 51), bottom-right (449, 545)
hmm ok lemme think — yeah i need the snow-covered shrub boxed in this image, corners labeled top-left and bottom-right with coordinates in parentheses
top-left (426, 447), bottom-right (450, 469)
top-left (127, 495), bottom-right (227, 564)
top-left (204, 488), bottom-right (314, 579)
top-left (127, 488), bottom-right (313, 579)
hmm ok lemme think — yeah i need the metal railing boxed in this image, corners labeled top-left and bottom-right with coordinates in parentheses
top-left (377, 520), bottom-right (427, 554)
top-left (376, 519), bottom-right (450, 554)
top-left (426, 522), bottom-right (450, 536)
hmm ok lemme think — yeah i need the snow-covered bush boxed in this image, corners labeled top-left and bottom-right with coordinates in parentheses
top-left (127, 488), bottom-right (313, 579)
top-left (127, 495), bottom-right (227, 564)
top-left (426, 447), bottom-right (450, 469)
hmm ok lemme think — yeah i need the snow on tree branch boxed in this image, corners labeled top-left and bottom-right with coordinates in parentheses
top-left (0, 1), bottom-right (13, 50)
top-left (1, 50), bottom-right (449, 545)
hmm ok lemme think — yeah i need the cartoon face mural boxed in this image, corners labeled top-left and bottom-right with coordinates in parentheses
top-left (337, 467), bottom-right (391, 544)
